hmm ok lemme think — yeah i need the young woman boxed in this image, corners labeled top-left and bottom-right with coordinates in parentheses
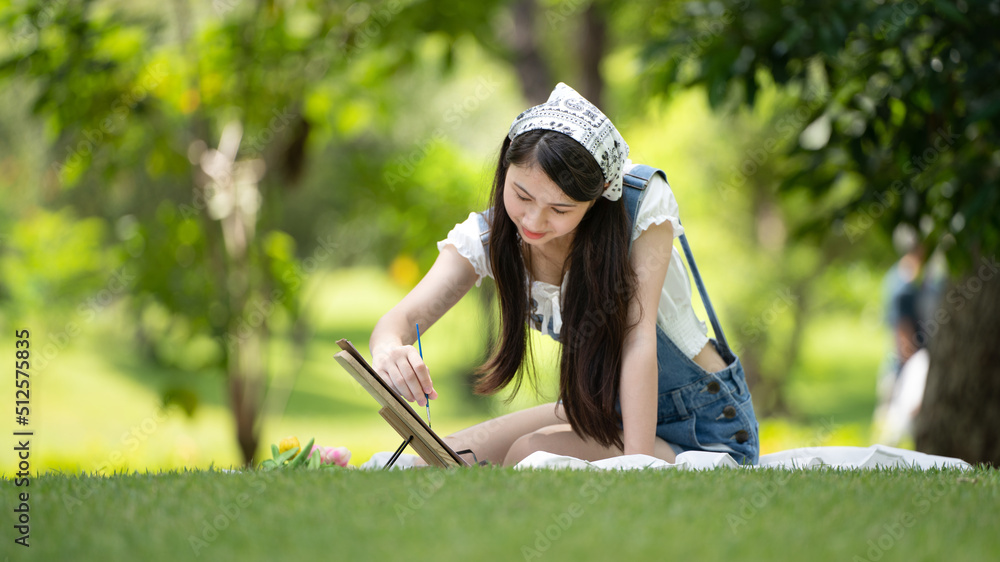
top-left (369, 83), bottom-right (759, 466)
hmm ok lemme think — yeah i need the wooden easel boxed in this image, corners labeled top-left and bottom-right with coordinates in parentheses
top-left (334, 339), bottom-right (471, 468)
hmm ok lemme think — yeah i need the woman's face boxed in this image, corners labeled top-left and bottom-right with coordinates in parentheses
top-left (503, 162), bottom-right (595, 250)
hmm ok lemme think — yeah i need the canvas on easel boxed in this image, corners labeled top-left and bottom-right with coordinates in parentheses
top-left (334, 339), bottom-right (471, 468)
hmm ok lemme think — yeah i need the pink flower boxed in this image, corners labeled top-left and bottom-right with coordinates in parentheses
top-left (325, 446), bottom-right (351, 467)
top-left (309, 444), bottom-right (351, 467)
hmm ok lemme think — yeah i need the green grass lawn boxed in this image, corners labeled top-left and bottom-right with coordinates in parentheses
top-left (2, 466), bottom-right (996, 561)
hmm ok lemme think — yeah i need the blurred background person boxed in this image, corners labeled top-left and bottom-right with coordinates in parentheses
top-left (873, 224), bottom-right (944, 446)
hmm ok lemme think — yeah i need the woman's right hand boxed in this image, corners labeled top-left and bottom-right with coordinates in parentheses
top-left (368, 245), bottom-right (479, 407)
top-left (372, 345), bottom-right (438, 406)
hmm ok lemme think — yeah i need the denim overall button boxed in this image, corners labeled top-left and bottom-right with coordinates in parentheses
top-left (734, 430), bottom-right (749, 444)
top-left (723, 405), bottom-right (736, 418)
top-left (706, 381), bottom-right (721, 394)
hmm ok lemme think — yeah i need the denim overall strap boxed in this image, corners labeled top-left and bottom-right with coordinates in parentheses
top-left (621, 166), bottom-right (655, 253)
top-left (621, 165), bottom-right (730, 352)
top-left (677, 234), bottom-right (730, 353)
top-left (478, 208), bottom-right (493, 253)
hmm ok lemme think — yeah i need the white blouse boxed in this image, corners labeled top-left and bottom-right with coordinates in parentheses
top-left (436, 162), bottom-right (710, 359)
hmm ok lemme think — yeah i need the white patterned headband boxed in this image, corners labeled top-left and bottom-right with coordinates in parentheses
top-left (507, 82), bottom-right (629, 201)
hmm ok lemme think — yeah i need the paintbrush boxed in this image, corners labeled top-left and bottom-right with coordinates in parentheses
top-left (416, 323), bottom-right (430, 428)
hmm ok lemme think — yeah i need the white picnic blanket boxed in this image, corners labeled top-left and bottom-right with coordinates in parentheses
top-left (361, 444), bottom-right (970, 470)
top-left (514, 444), bottom-right (971, 471)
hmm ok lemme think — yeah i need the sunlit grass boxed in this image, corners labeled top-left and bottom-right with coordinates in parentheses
top-left (3, 467), bottom-right (996, 561)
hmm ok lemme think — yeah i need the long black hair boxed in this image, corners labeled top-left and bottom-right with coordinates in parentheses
top-left (475, 129), bottom-right (638, 449)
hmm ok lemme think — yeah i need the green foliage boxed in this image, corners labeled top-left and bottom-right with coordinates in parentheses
top-left (258, 437), bottom-right (316, 471)
top-left (0, 0), bottom-right (510, 461)
top-left (643, 0), bottom-right (1000, 274)
top-left (0, 207), bottom-right (118, 316)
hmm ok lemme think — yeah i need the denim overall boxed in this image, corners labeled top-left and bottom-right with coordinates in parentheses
top-left (482, 165), bottom-right (760, 464)
top-left (619, 165), bottom-right (760, 465)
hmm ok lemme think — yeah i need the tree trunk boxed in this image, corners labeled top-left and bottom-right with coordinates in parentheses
top-left (578, 2), bottom-right (606, 109)
top-left (229, 364), bottom-right (259, 466)
top-left (509, 0), bottom-right (552, 104)
top-left (915, 263), bottom-right (1000, 467)
top-left (228, 323), bottom-right (265, 466)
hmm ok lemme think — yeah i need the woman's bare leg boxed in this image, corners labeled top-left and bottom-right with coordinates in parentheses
top-left (420, 401), bottom-right (678, 467)
top-left (502, 424), bottom-right (678, 467)
top-left (435, 402), bottom-right (568, 464)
